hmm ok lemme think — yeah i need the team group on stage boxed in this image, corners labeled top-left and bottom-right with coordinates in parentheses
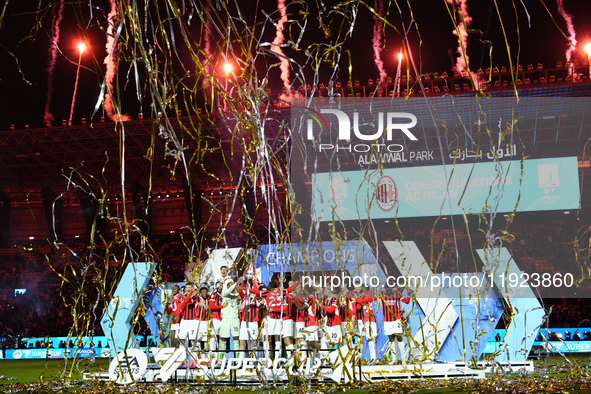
top-left (165, 266), bottom-right (410, 365)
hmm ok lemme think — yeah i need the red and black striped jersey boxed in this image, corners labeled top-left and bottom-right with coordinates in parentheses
top-left (355, 297), bottom-right (376, 323)
top-left (165, 293), bottom-right (184, 324)
top-left (181, 294), bottom-right (199, 320)
top-left (195, 295), bottom-right (210, 321)
top-left (239, 292), bottom-right (260, 322)
top-left (320, 298), bottom-right (329, 317)
top-left (381, 291), bottom-right (410, 322)
top-left (346, 290), bottom-right (376, 323)
top-left (209, 292), bottom-right (223, 321)
top-left (283, 293), bottom-right (293, 320)
top-left (256, 288), bottom-right (285, 319)
top-left (251, 279), bottom-right (302, 317)
top-left (321, 297), bottom-right (341, 326)
top-left (341, 297), bottom-right (356, 321)
top-left (293, 297), bottom-right (308, 322)
top-left (271, 289), bottom-right (289, 319)
top-left (305, 297), bottom-right (319, 327)
top-left (345, 290), bottom-right (362, 318)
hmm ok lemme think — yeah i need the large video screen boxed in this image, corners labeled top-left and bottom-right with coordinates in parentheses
top-left (311, 156), bottom-right (579, 221)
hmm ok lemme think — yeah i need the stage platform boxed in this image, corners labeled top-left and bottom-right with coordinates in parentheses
top-left (83, 360), bottom-right (507, 384)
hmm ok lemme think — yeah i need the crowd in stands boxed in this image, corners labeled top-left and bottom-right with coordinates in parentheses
top-left (0, 283), bottom-right (73, 339)
top-left (1, 215), bottom-right (590, 339)
top-left (545, 299), bottom-right (591, 328)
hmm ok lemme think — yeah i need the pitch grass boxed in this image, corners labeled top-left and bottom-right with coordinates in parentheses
top-left (2, 355), bottom-right (591, 393)
top-left (0, 359), bottom-right (106, 384)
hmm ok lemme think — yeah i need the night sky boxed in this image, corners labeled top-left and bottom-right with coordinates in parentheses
top-left (0, 0), bottom-right (590, 131)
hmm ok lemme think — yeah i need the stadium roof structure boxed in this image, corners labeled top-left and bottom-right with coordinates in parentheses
top-left (1, 67), bottom-right (590, 201)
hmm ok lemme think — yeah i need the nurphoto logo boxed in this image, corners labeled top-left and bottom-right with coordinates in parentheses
top-left (304, 106), bottom-right (418, 153)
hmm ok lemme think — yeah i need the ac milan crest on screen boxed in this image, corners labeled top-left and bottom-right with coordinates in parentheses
top-left (375, 175), bottom-right (398, 211)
